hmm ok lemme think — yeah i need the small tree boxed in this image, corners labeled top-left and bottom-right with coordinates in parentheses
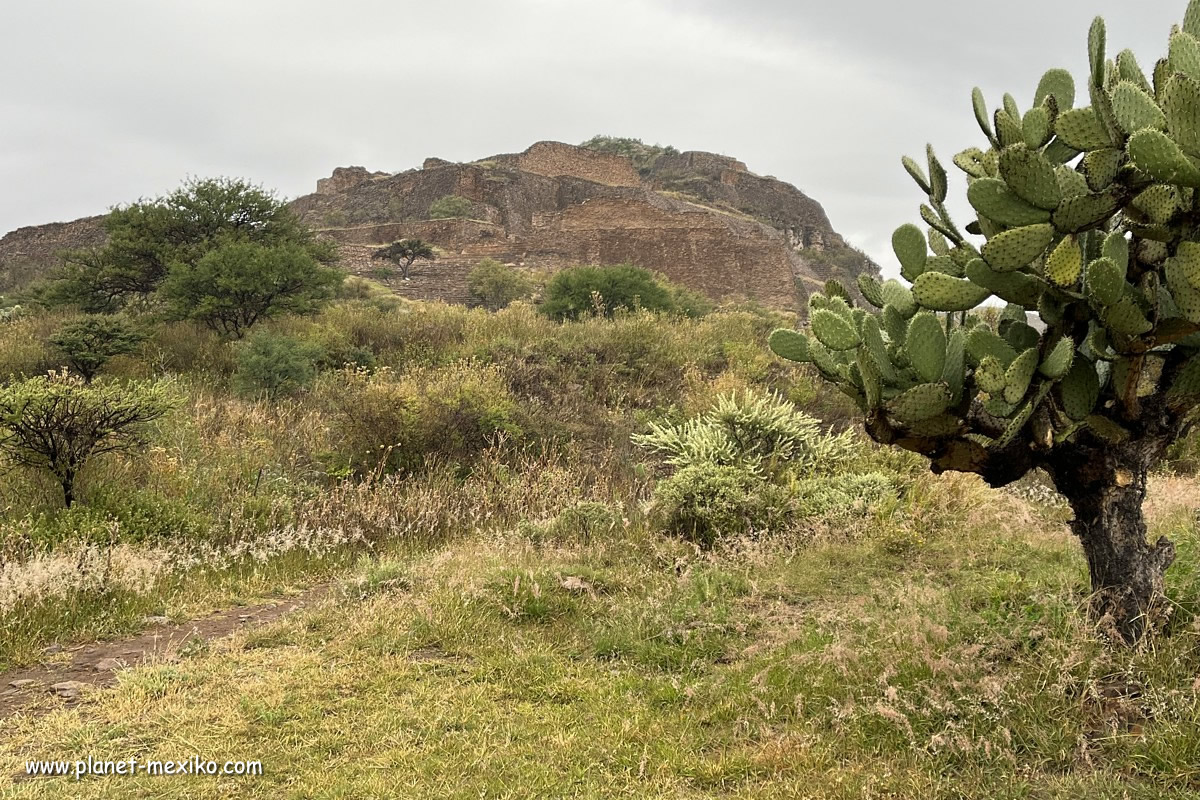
top-left (50, 177), bottom-right (336, 312)
top-left (372, 239), bottom-right (436, 281)
top-left (428, 195), bottom-right (474, 220)
top-left (770, 3), bottom-right (1200, 643)
top-left (48, 316), bottom-right (146, 382)
top-left (467, 259), bottom-right (534, 311)
top-left (0, 374), bottom-right (174, 507)
top-left (540, 264), bottom-right (677, 321)
top-left (160, 241), bottom-right (343, 338)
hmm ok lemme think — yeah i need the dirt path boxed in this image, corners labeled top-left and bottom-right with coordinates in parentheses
top-left (0, 585), bottom-right (330, 720)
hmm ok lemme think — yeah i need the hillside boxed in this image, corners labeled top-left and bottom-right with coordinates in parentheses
top-left (0, 141), bottom-right (877, 310)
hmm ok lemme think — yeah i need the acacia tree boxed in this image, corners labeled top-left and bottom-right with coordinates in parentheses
top-left (771, 3), bottom-right (1200, 643)
top-left (49, 315), bottom-right (146, 382)
top-left (51, 177), bottom-right (337, 312)
top-left (160, 241), bottom-right (342, 338)
top-left (373, 239), bottom-right (435, 280)
top-left (0, 374), bottom-right (174, 507)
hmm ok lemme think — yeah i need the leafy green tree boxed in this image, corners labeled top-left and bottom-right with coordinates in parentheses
top-left (770, 3), bottom-right (1200, 642)
top-left (48, 316), bottom-right (146, 382)
top-left (51, 177), bottom-right (336, 312)
top-left (0, 374), bottom-right (174, 507)
top-left (160, 241), bottom-right (342, 338)
top-left (540, 264), bottom-right (678, 321)
top-left (372, 239), bottom-right (436, 280)
top-left (428, 195), bottom-right (474, 220)
top-left (467, 259), bottom-right (534, 311)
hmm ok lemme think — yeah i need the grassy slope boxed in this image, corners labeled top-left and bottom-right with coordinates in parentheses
top-left (4, 477), bottom-right (1200, 799)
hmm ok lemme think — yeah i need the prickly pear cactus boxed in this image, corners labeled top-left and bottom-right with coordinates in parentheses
top-left (769, 2), bottom-right (1200, 642)
top-left (772, 4), bottom-right (1200, 473)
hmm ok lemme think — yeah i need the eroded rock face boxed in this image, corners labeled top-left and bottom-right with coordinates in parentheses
top-left (296, 141), bottom-right (877, 310)
top-left (0, 140), bottom-right (878, 311)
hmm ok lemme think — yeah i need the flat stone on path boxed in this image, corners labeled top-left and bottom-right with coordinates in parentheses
top-left (94, 658), bottom-right (126, 673)
top-left (9, 679), bottom-right (37, 689)
top-left (50, 681), bottom-right (88, 701)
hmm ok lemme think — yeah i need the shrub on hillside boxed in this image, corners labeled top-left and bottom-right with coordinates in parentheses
top-left (233, 332), bottom-right (326, 398)
top-left (319, 362), bottom-right (524, 477)
top-left (49, 315), bottom-right (146, 382)
top-left (428, 195), bottom-right (474, 220)
top-left (539, 264), bottom-right (700, 321)
top-left (634, 391), bottom-right (856, 479)
top-left (0, 373), bottom-right (175, 507)
top-left (652, 463), bottom-right (791, 548)
top-left (467, 260), bottom-right (535, 311)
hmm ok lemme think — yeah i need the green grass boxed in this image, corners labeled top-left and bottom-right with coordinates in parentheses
top-left (4, 477), bottom-right (1200, 798)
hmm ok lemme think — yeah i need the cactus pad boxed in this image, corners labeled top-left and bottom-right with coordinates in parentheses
top-left (881, 280), bottom-right (917, 318)
top-left (810, 309), bottom-right (861, 351)
top-left (887, 383), bottom-right (952, 424)
top-left (768, 329), bottom-right (812, 363)
top-left (1044, 235), bottom-right (1083, 287)
top-left (1127, 129), bottom-right (1200, 186)
top-left (1036, 68), bottom-right (1076, 110)
top-left (856, 274), bottom-right (885, 308)
top-left (1109, 80), bottom-right (1167, 134)
top-left (1162, 73), bottom-right (1200, 156)
top-left (1051, 190), bottom-right (1122, 233)
top-left (1082, 148), bottom-right (1122, 191)
top-left (1103, 298), bottom-right (1153, 335)
top-left (907, 312), bottom-right (948, 384)
top-left (1039, 335), bottom-right (1076, 379)
top-left (912, 271), bottom-right (991, 312)
top-left (1171, 29), bottom-right (1200, 80)
top-left (966, 326), bottom-right (1019, 368)
top-left (965, 258), bottom-right (1044, 306)
top-left (1059, 358), bottom-right (1101, 420)
top-left (1004, 348), bottom-right (1040, 404)
top-left (892, 224), bottom-right (928, 281)
top-left (975, 356), bottom-right (1007, 394)
top-left (1168, 353), bottom-right (1200, 405)
top-left (998, 144), bottom-right (1063, 210)
top-left (1084, 257), bottom-right (1122, 307)
top-left (967, 178), bottom-right (1052, 227)
top-left (981, 223), bottom-right (1056, 272)
top-left (1055, 107), bottom-right (1112, 151)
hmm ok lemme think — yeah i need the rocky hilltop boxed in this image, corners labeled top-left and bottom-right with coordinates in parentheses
top-left (0, 141), bottom-right (877, 310)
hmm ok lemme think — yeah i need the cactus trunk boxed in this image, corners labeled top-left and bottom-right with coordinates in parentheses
top-left (1048, 442), bottom-right (1175, 644)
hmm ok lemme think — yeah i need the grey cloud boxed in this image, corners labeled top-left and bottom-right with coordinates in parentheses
top-left (1, 0), bottom-right (1192, 277)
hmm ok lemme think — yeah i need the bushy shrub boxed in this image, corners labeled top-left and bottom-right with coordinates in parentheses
top-left (319, 362), bottom-right (525, 476)
top-left (428, 195), bottom-right (474, 219)
top-left (467, 259), bottom-right (534, 311)
top-left (519, 501), bottom-right (624, 545)
top-left (540, 264), bottom-right (686, 321)
top-left (791, 472), bottom-right (896, 519)
top-left (634, 390), bottom-right (856, 479)
top-left (48, 315), bottom-right (146, 382)
top-left (652, 463), bottom-right (791, 548)
top-left (233, 332), bottom-right (326, 397)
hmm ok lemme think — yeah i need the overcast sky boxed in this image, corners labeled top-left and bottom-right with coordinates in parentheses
top-left (0, 1), bottom-right (1190, 275)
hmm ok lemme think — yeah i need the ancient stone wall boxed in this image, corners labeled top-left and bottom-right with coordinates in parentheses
top-left (491, 141), bottom-right (641, 187)
top-left (315, 166), bottom-right (392, 195)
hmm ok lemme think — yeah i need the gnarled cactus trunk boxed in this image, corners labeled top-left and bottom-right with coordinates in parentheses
top-left (1048, 441), bottom-right (1175, 644)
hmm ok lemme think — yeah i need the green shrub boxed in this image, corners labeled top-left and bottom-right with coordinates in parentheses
top-left (651, 463), bottom-right (791, 548)
top-left (791, 472), bottom-right (896, 519)
top-left (233, 332), bottom-right (326, 397)
top-left (467, 259), bottom-right (534, 311)
top-left (428, 195), bottom-right (474, 220)
top-left (48, 315), bottom-right (146, 382)
top-left (634, 391), bottom-right (856, 479)
top-left (519, 501), bottom-right (624, 545)
top-left (578, 135), bottom-right (679, 176)
top-left (319, 362), bottom-right (524, 476)
top-left (540, 264), bottom-right (681, 321)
